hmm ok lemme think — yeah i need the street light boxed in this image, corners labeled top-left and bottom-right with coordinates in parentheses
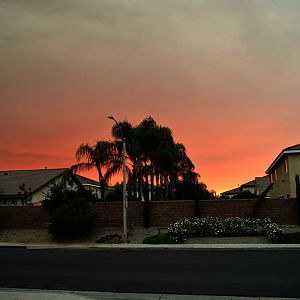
top-left (107, 116), bottom-right (128, 243)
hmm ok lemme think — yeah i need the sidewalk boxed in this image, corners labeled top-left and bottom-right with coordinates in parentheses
top-left (0, 288), bottom-right (299, 300)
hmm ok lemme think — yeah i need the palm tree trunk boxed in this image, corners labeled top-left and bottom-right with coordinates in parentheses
top-left (150, 165), bottom-right (154, 201)
top-left (97, 167), bottom-right (105, 201)
top-left (138, 169), bottom-right (143, 201)
top-left (165, 176), bottom-right (169, 200)
top-left (155, 172), bottom-right (160, 200)
top-left (169, 174), bottom-right (174, 200)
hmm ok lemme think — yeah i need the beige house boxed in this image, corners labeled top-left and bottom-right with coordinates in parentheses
top-left (266, 144), bottom-right (300, 198)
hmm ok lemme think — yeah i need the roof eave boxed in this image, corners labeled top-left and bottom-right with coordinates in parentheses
top-left (266, 150), bottom-right (300, 173)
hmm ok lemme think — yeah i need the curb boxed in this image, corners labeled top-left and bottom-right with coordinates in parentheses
top-left (0, 288), bottom-right (299, 300)
top-left (0, 244), bottom-right (27, 249)
top-left (1, 242), bottom-right (300, 250)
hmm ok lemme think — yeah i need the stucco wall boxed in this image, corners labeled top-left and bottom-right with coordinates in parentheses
top-left (269, 157), bottom-right (291, 198)
top-left (289, 154), bottom-right (300, 198)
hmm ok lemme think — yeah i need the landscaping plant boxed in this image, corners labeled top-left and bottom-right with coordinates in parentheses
top-left (167, 217), bottom-right (283, 244)
top-left (49, 198), bottom-right (97, 238)
top-left (45, 184), bottom-right (98, 239)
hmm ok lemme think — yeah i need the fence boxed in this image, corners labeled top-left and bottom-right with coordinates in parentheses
top-left (0, 198), bottom-right (298, 228)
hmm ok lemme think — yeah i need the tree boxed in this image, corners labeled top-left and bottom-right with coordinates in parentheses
top-left (72, 140), bottom-right (121, 200)
top-left (73, 116), bottom-right (211, 205)
top-left (18, 183), bottom-right (32, 205)
top-left (111, 120), bottom-right (142, 199)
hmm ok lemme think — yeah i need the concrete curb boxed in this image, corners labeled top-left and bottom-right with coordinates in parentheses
top-left (1, 242), bottom-right (300, 250)
top-left (0, 288), bottom-right (299, 300)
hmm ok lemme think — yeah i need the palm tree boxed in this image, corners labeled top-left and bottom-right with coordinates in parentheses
top-left (150, 125), bottom-right (177, 200)
top-left (72, 140), bottom-right (121, 200)
top-left (110, 116), bottom-right (198, 201)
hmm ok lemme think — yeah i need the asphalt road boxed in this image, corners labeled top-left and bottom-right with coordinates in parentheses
top-left (0, 248), bottom-right (299, 298)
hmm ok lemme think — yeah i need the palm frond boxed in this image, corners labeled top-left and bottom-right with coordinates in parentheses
top-left (71, 162), bottom-right (95, 173)
top-left (76, 144), bottom-right (94, 162)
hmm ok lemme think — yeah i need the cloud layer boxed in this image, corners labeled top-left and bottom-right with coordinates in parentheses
top-left (1, 0), bottom-right (300, 192)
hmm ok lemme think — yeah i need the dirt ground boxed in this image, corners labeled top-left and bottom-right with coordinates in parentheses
top-left (0, 225), bottom-right (299, 245)
top-left (0, 227), bottom-right (161, 245)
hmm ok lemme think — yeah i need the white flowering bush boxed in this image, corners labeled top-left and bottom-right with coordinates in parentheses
top-left (192, 217), bottom-right (224, 237)
top-left (261, 218), bottom-right (283, 243)
top-left (168, 217), bottom-right (283, 243)
top-left (167, 218), bottom-right (194, 243)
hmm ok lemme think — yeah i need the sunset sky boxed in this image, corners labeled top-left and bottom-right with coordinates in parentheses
top-left (1, 0), bottom-right (300, 194)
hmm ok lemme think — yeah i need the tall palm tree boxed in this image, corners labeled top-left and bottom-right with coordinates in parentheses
top-left (111, 120), bottom-right (143, 199)
top-left (72, 140), bottom-right (121, 200)
top-left (110, 116), bottom-right (198, 201)
top-left (150, 125), bottom-right (176, 200)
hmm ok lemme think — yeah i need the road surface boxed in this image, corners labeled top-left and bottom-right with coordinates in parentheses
top-left (0, 248), bottom-right (299, 298)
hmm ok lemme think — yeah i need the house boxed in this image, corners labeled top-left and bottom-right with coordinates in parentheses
top-left (240, 176), bottom-right (270, 196)
top-left (75, 174), bottom-right (117, 200)
top-left (220, 187), bottom-right (241, 199)
top-left (266, 144), bottom-right (300, 198)
top-left (221, 175), bottom-right (270, 199)
top-left (75, 174), bottom-right (101, 199)
top-left (0, 168), bottom-right (81, 206)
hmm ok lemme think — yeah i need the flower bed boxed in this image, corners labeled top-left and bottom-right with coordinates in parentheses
top-left (168, 217), bottom-right (283, 244)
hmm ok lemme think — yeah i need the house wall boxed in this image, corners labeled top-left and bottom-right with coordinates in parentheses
top-left (241, 186), bottom-right (255, 194)
top-left (0, 198), bottom-right (298, 228)
top-left (269, 157), bottom-right (291, 198)
top-left (288, 154), bottom-right (300, 198)
top-left (30, 176), bottom-right (80, 204)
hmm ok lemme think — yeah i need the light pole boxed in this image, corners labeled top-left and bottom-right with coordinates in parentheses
top-left (107, 116), bottom-right (128, 243)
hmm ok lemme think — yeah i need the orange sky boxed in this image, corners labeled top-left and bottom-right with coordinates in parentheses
top-left (1, 1), bottom-right (300, 194)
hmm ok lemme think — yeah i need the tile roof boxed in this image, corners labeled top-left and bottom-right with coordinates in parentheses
top-left (241, 180), bottom-right (256, 187)
top-left (255, 175), bottom-right (270, 194)
top-left (221, 175), bottom-right (270, 196)
top-left (0, 168), bottom-right (69, 196)
top-left (284, 144), bottom-right (300, 151)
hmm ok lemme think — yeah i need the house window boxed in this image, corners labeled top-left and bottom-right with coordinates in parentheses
top-left (270, 173), bottom-right (273, 183)
top-left (284, 159), bottom-right (289, 174)
top-left (274, 169), bottom-right (277, 181)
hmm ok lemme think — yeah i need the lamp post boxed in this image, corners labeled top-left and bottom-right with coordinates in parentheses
top-left (107, 116), bottom-right (128, 243)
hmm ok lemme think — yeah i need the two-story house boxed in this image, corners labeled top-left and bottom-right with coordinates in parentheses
top-left (266, 144), bottom-right (300, 198)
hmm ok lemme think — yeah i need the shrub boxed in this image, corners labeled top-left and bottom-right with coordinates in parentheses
top-left (192, 217), bottom-right (224, 237)
top-left (168, 217), bottom-right (283, 244)
top-left (261, 218), bottom-right (283, 243)
top-left (49, 198), bottom-right (98, 239)
top-left (168, 218), bottom-right (195, 243)
top-left (43, 183), bottom-right (96, 213)
top-left (143, 233), bottom-right (176, 244)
